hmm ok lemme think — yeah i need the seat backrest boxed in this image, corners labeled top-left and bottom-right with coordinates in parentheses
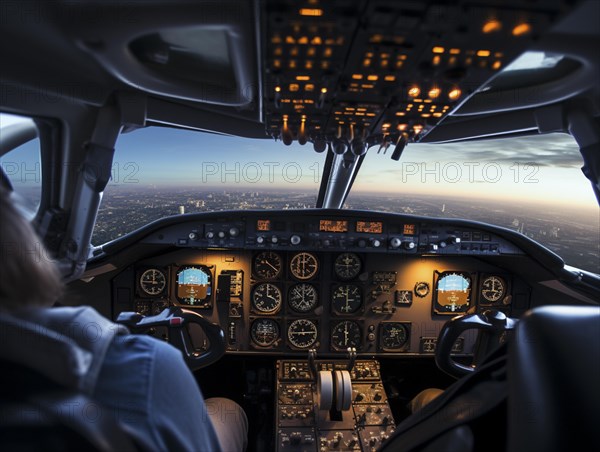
top-left (0, 359), bottom-right (138, 452)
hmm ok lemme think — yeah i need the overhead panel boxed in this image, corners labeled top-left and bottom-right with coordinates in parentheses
top-left (263, 0), bottom-right (578, 153)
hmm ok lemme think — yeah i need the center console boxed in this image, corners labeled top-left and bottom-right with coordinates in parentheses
top-left (276, 356), bottom-right (396, 451)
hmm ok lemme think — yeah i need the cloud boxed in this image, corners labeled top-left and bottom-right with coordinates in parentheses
top-left (404, 133), bottom-right (583, 168)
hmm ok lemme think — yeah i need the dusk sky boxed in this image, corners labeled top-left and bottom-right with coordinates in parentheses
top-left (1, 113), bottom-right (598, 213)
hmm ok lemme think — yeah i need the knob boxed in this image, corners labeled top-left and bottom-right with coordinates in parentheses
top-left (218, 231), bottom-right (226, 238)
top-left (293, 389), bottom-right (301, 399)
top-left (355, 393), bottom-right (365, 402)
top-left (404, 241), bottom-right (416, 250)
top-left (374, 392), bottom-right (382, 401)
top-left (229, 227), bottom-right (239, 237)
top-left (430, 243), bottom-right (438, 251)
top-left (322, 239), bottom-right (331, 247)
top-left (358, 239), bottom-right (367, 248)
top-left (290, 235), bottom-right (301, 245)
top-left (290, 432), bottom-right (302, 445)
top-left (346, 439), bottom-right (357, 448)
top-left (271, 236), bottom-right (279, 244)
top-left (370, 437), bottom-right (378, 446)
top-left (256, 236), bottom-right (265, 244)
top-left (371, 239), bottom-right (381, 248)
top-left (188, 232), bottom-right (198, 241)
top-left (389, 237), bottom-right (401, 249)
top-left (205, 231), bottom-right (214, 239)
top-left (439, 241), bottom-right (447, 248)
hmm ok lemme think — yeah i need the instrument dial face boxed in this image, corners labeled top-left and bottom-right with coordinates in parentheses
top-left (435, 272), bottom-right (472, 313)
top-left (481, 276), bottom-right (506, 303)
top-left (380, 322), bottom-right (409, 350)
top-left (331, 321), bottom-right (362, 350)
top-left (250, 318), bottom-right (280, 347)
top-left (140, 269), bottom-right (166, 296)
top-left (334, 253), bottom-right (362, 280)
top-left (331, 284), bottom-right (362, 314)
top-left (289, 252), bottom-right (319, 280)
top-left (251, 283), bottom-right (282, 314)
top-left (287, 319), bottom-right (318, 349)
top-left (414, 281), bottom-right (430, 298)
top-left (288, 283), bottom-right (319, 313)
top-left (253, 251), bottom-right (283, 279)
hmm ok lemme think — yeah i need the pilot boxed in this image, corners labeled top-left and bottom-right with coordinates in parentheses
top-left (0, 186), bottom-right (248, 451)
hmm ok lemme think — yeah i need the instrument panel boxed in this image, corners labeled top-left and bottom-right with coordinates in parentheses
top-left (113, 212), bottom-right (530, 357)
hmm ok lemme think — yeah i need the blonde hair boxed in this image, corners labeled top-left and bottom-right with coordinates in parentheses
top-left (0, 188), bottom-right (63, 310)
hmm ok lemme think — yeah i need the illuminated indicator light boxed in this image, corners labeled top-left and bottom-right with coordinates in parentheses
top-left (293, 24), bottom-right (301, 33)
top-left (299, 8), bottom-right (323, 16)
top-left (448, 88), bottom-right (462, 100)
top-left (325, 38), bottom-right (335, 45)
top-left (407, 104), bottom-right (413, 108)
top-left (432, 46), bottom-right (445, 54)
top-left (275, 86), bottom-right (281, 92)
top-left (396, 61), bottom-right (404, 69)
top-left (366, 52), bottom-right (374, 58)
top-left (413, 124), bottom-right (424, 134)
top-left (298, 36), bottom-right (309, 45)
top-left (357, 108), bottom-right (367, 112)
top-left (361, 84), bottom-right (374, 89)
top-left (273, 60), bottom-right (281, 68)
top-left (355, 112), bottom-right (365, 116)
top-left (305, 84), bottom-right (314, 91)
top-left (289, 84), bottom-right (300, 92)
top-left (512, 23), bottom-right (531, 36)
top-left (312, 36), bottom-right (322, 45)
top-left (449, 56), bottom-right (457, 65)
top-left (307, 47), bottom-right (316, 56)
top-left (400, 55), bottom-right (408, 60)
top-left (495, 52), bottom-right (503, 58)
top-left (336, 37), bottom-right (344, 45)
top-left (324, 47), bottom-right (332, 57)
top-left (382, 123), bottom-right (392, 129)
top-left (289, 60), bottom-right (297, 69)
top-left (296, 75), bottom-right (310, 81)
top-left (413, 99), bottom-right (423, 103)
top-left (321, 87), bottom-right (328, 94)
top-left (398, 123), bottom-right (408, 131)
top-left (274, 47), bottom-right (282, 56)
top-left (421, 113), bottom-right (431, 118)
top-left (418, 105), bottom-right (424, 110)
top-left (432, 55), bottom-right (441, 66)
top-left (465, 57), bottom-right (473, 65)
top-left (321, 61), bottom-right (329, 69)
top-left (363, 58), bottom-right (372, 67)
top-left (286, 36), bottom-right (295, 44)
top-left (367, 75), bottom-right (378, 81)
top-left (430, 105), bottom-right (437, 110)
top-left (272, 35), bottom-right (282, 44)
top-left (395, 112), bottom-right (406, 116)
top-left (450, 48), bottom-right (461, 55)
top-left (428, 87), bottom-right (441, 99)
top-left (290, 47), bottom-right (299, 56)
top-left (371, 34), bottom-right (383, 43)
top-left (384, 75), bottom-right (396, 81)
top-left (477, 50), bottom-right (491, 57)
top-left (482, 20), bottom-right (502, 34)
top-left (424, 99), bottom-right (432, 103)
top-left (408, 86), bottom-right (421, 97)
top-left (352, 74), bottom-right (363, 80)
top-left (493, 60), bottom-right (502, 70)
top-left (433, 112), bottom-right (443, 117)
top-left (381, 60), bottom-right (389, 68)
top-left (381, 53), bottom-right (390, 59)
top-left (305, 61), bottom-right (313, 69)
top-left (345, 107), bottom-right (355, 111)
top-left (366, 113), bottom-right (376, 117)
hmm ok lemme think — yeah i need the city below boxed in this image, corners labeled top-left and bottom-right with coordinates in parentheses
top-left (91, 186), bottom-right (599, 274)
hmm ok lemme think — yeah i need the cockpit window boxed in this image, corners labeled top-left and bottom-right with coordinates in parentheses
top-left (0, 113), bottom-right (41, 214)
top-left (93, 126), bottom-right (325, 244)
top-left (348, 133), bottom-right (599, 274)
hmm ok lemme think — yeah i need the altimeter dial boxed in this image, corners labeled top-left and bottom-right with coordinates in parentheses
top-left (480, 276), bottom-right (506, 303)
top-left (289, 252), bottom-right (319, 280)
top-left (334, 253), bottom-right (362, 280)
top-left (331, 321), bottom-right (362, 350)
top-left (288, 283), bottom-right (318, 313)
top-left (251, 283), bottom-right (282, 314)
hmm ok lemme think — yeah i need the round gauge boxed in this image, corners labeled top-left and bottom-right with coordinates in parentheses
top-left (331, 321), bottom-right (362, 350)
top-left (287, 319), bottom-right (318, 349)
top-left (379, 322), bottom-right (409, 350)
top-left (250, 318), bottom-right (280, 347)
top-left (288, 283), bottom-right (319, 313)
top-left (331, 285), bottom-right (362, 314)
top-left (290, 252), bottom-right (319, 280)
top-left (414, 281), bottom-right (430, 298)
top-left (334, 253), bottom-right (362, 280)
top-left (253, 251), bottom-right (283, 279)
top-left (251, 283), bottom-right (282, 314)
top-left (435, 272), bottom-right (472, 313)
top-left (481, 276), bottom-right (506, 303)
top-left (139, 269), bottom-right (166, 296)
